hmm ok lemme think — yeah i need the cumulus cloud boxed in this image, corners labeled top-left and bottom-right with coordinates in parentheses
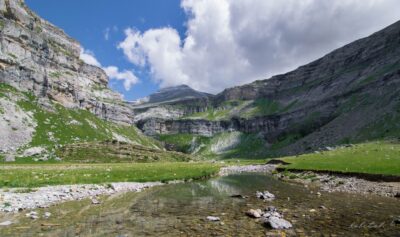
top-left (79, 48), bottom-right (139, 90)
top-left (103, 66), bottom-right (139, 91)
top-left (118, 0), bottom-right (400, 93)
top-left (79, 48), bottom-right (101, 67)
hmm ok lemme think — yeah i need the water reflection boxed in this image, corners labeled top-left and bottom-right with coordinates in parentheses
top-left (0, 173), bottom-right (399, 236)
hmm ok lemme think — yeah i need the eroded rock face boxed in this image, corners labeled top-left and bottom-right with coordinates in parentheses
top-left (0, 0), bottom-right (133, 124)
top-left (0, 96), bottom-right (36, 154)
top-left (136, 20), bottom-right (400, 155)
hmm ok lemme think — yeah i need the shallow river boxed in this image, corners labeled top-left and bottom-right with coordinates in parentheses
top-left (1, 173), bottom-right (399, 236)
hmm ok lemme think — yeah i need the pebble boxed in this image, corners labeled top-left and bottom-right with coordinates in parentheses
top-left (0, 220), bottom-right (13, 226)
top-left (91, 198), bottom-right (101, 205)
top-left (206, 216), bottom-right (220, 222)
top-left (256, 191), bottom-right (275, 201)
top-left (43, 212), bottom-right (51, 218)
top-left (246, 209), bottom-right (262, 218)
top-left (26, 211), bottom-right (39, 219)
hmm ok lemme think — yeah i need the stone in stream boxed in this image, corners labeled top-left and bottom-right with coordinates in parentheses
top-left (91, 198), bottom-right (101, 205)
top-left (43, 212), bottom-right (51, 218)
top-left (0, 220), bottom-right (13, 226)
top-left (256, 191), bottom-right (275, 200)
top-left (206, 216), bottom-right (220, 222)
top-left (246, 209), bottom-right (263, 218)
top-left (26, 211), bottom-right (39, 220)
top-left (262, 216), bottom-right (293, 229)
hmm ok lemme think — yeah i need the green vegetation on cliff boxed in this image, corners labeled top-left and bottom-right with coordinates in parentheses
top-left (57, 141), bottom-right (190, 163)
top-left (158, 132), bottom-right (269, 159)
top-left (0, 83), bottom-right (162, 153)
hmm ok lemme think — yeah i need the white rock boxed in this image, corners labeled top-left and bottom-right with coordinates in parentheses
top-left (256, 191), bottom-right (275, 200)
top-left (43, 212), bottom-right (51, 218)
top-left (206, 216), bottom-right (220, 222)
top-left (0, 221), bottom-right (13, 226)
top-left (246, 209), bottom-right (262, 218)
top-left (263, 216), bottom-right (293, 229)
top-left (23, 147), bottom-right (45, 157)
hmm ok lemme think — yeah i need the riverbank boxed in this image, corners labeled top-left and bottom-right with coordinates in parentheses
top-left (220, 163), bottom-right (400, 198)
top-left (0, 162), bottom-right (219, 188)
top-left (1, 162), bottom-right (399, 214)
top-left (0, 163), bottom-right (274, 213)
top-left (0, 182), bottom-right (162, 213)
top-left (275, 170), bottom-right (400, 198)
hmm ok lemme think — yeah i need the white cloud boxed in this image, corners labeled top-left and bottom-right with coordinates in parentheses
top-left (103, 66), bottom-right (139, 91)
top-left (118, 0), bottom-right (400, 93)
top-left (79, 48), bottom-right (139, 91)
top-left (79, 48), bottom-right (101, 67)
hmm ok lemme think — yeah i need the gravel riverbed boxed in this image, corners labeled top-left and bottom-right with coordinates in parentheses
top-left (0, 182), bottom-right (163, 212)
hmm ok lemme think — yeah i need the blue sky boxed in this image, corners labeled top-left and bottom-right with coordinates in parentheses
top-left (26, 0), bottom-right (186, 100)
top-left (25, 1), bottom-right (400, 101)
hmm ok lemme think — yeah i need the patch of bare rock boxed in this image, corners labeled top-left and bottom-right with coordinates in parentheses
top-left (218, 164), bottom-right (276, 176)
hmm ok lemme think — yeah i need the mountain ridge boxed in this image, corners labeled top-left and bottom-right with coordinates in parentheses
top-left (136, 19), bottom-right (400, 158)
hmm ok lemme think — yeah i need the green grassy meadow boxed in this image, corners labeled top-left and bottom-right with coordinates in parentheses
top-left (280, 141), bottom-right (400, 176)
top-left (0, 162), bottom-right (221, 188)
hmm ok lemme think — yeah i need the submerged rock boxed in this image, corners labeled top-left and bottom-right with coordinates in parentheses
top-left (256, 191), bottom-right (275, 200)
top-left (246, 209), bottom-right (262, 218)
top-left (91, 198), bottom-right (101, 205)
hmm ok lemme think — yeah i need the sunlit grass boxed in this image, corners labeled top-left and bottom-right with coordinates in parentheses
top-left (281, 141), bottom-right (400, 176)
top-left (0, 162), bottom-right (221, 188)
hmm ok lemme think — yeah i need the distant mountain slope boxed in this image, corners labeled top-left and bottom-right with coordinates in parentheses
top-left (131, 85), bottom-right (212, 107)
top-left (137, 20), bottom-right (400, 158)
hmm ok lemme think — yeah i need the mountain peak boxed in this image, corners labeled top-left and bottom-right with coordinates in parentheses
top-left (131, 84), bottom-right (212, 107)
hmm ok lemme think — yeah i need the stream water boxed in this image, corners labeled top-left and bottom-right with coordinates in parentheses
top-left (1, 173), bottom-right (399, 236)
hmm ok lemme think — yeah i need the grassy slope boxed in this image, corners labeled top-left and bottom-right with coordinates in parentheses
top-left (280, 141), bottom-right (400, 176)
top-left (57, 141), bottom-right (191, 163)
top-left (0, 163), bottom-right (220, 188)
top-left (0, 83), bottom-right (163, 161)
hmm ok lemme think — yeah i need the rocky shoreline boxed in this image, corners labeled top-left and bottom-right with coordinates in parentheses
top-left (0, 164), bottom-right (399, 215)
top-left (218, 164), bottom-right (276, 176)
top-left (0, 182), bottom-right (163, 213)
top-left (275, 170), bottom-right (400, 198)
top-left (219, 164), bottom-right (400, 198)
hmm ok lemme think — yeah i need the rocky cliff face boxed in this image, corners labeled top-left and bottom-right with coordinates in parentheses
top-left (137, 20), bottom-right (400, 156)
top-left (0, 0), bottom-right (133, 124)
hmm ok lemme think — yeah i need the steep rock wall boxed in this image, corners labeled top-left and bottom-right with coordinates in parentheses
top-left (0, 0), bottom-right (133, 124)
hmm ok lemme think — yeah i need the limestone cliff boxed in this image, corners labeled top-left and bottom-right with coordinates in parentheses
top-left (137, 20), bottom-right (400, 157)
top-left (0, 0), bottom-right (133, 124)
